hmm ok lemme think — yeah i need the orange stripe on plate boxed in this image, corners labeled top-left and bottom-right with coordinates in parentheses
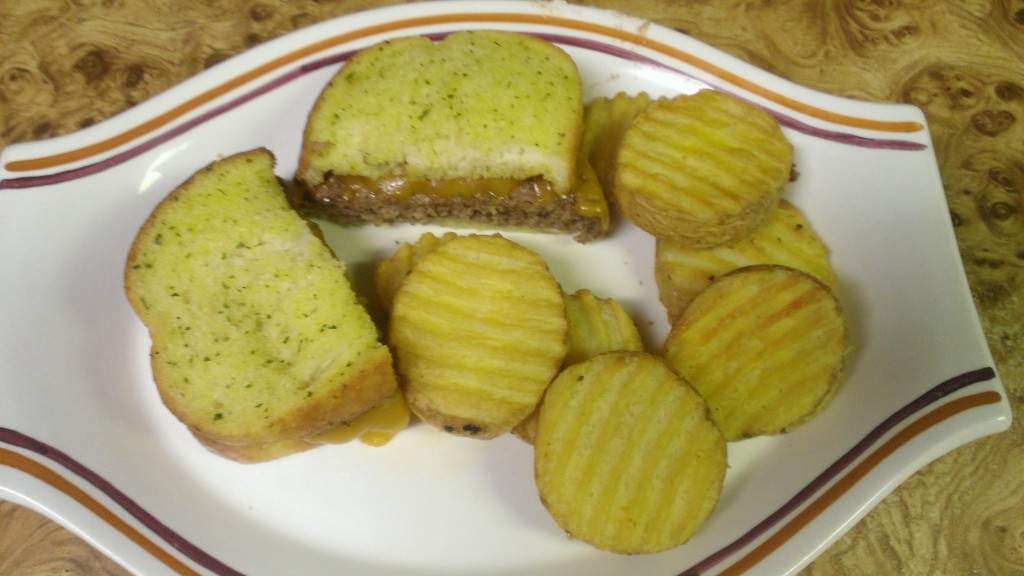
top-left (0, 447), bottom-right (200, 576)
top-left (717, 390), bottom-right (1003, 576)
top-left (495, 14), bottom-right (923, 134)
top-left (4, 11), bottom-right (922, 174)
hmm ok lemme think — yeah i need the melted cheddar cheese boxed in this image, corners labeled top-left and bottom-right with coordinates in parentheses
top-left (312, 391), bottom-right (411, 447)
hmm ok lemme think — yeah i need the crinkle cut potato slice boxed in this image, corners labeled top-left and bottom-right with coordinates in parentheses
top-left (655, 198), bottom-right (837, 323)
top-left (563, 288), bottom-right (645, 366)
top-left (534, 351), bottom-right (726, 554)
top-left (388, 234), bottom-right (568, 439)
top-left (513, 288), bottom-right (645, 444)
top-left (582, 91), bottom-right (654, 194)
top-left (664, 265), bottom-right (848, 441)
top-left (374, 231), bottom-right (459, 316)
top-left (614, 90), bottom-right (794, 248)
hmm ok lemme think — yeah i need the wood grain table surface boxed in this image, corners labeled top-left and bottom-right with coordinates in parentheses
top-left (1, 1), bottom-right (1021, 574)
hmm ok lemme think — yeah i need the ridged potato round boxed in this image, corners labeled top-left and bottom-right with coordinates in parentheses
top-left (375, 231), bottom-right (459, 316)
top-left (513, 288), bottom-right (645, 444)
top-left (563, 288), bottom-right (646, 366)
top-left (614, 90), bottom-right (794, 248)
top-left (664, 265), bottom-right (848, 441)
top-left (655, 199), bottom-right (836, 323)
top-left (534, 351), bottom-right (726, 554)
top-left (389, 234), bottom-right (568, 439)
top-left (582, 91), bottom-right (654, 194)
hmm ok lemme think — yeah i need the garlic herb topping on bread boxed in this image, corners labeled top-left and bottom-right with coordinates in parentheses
top-left (291, 31), bottom-right (609, 241)
top-left (125, 148), bottom-right (399, 462)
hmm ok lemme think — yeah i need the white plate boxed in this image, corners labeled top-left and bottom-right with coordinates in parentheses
top-left (0, 2), bottom-right (1011, 575)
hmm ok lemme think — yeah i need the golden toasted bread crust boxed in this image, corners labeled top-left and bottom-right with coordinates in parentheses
top-left (190, 430), bottom-right (318, 463)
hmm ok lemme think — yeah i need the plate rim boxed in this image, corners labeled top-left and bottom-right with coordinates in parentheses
top-left (0, 2), bottom-right (1011, 575)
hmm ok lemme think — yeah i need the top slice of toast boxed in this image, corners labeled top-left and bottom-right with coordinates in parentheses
top-left (296, 31), bottom-right (583, 195)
